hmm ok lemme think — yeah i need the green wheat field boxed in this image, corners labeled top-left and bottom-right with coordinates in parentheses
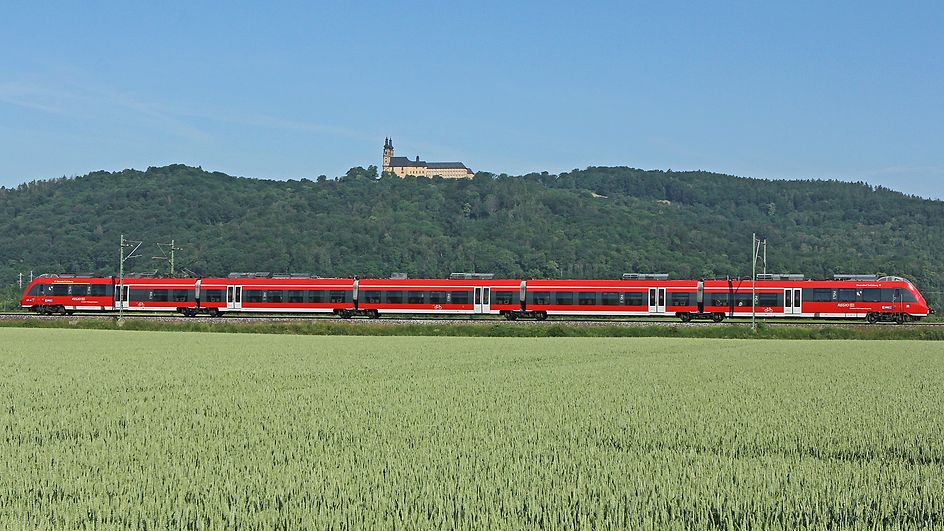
top-left (1, 329), bottom-right (942, 528)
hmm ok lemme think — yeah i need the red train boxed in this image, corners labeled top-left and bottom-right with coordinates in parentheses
top-left (20, 272), bottom-right (933, 323)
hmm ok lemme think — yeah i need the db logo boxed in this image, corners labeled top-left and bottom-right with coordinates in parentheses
top-left (434, 304), bottom-right (443, 310)
top-left (137, 302), bottom-right (145, 307)
top-left (763, 307), bottom-right (773, 313)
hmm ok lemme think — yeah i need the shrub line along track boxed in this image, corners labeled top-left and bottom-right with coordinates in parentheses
top-left (1, 312), bottom-right (941, 327)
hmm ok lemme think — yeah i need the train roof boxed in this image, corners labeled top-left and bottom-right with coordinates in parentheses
top-left (358, 278), bottom-right (521, 288)
top-left (199, 277), bottom-right (354, 286)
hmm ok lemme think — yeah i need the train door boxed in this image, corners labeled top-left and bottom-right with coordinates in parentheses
top-left (115, 285), bottom-right (129, 310)
top-left (783, 288), bottom-right (802, 315)
top-left (474, 287), bottom-right (490, 314)
top-left (227, 285), bottom-right (242, 310)
top-left (648, 287), bottom-right (666, 314)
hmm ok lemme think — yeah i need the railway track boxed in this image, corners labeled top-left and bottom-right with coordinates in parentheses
top-left (1, 312), bottom-right (941, 327)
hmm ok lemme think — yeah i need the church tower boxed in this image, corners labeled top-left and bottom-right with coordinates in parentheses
top-left (382, 137), bottom-right (394, 173)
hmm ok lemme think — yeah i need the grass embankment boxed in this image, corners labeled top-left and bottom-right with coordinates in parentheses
top-left (0, 316), bottom-right (942, 340)
top-left (1, 329), bottom-right (942, 527)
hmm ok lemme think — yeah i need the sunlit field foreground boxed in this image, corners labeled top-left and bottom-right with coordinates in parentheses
top-left (1, 329), bottom-right (942, 528)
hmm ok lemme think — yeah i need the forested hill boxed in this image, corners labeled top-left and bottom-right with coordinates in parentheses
top-left (1, 164), bottom-right (942, 308)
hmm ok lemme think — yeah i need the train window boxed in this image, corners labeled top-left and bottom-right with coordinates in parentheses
top-left (385, 291), bottom-right (404, 304)
top-left (428, 291), bottom-right (447, 304)
top-left (838, 289), bottom-right (856, 302)
top-left (288, 290), bottom-right (305, 303)
top-left (204, 290), bottom-right (224, 303)
top-left (860, 289), bottom-right (881, 302)
top-left (806, 289), bottom-right (832, 303)
top-left (578, 292), bottom-right (597, 305)
top-left (669, 292), bottom-right (690, 306)
top-left (493, 291), bottom-right (515, 305)
top-left (624, 292), bottom-right (645, 306)
top-left (265, 291), bottom-right (283, 303)
top-left (174, 290), bottom-right (191, 302)
top-left (129, 289), bottom-right (150, 301)
top-left (28, 284), bottom-right (42, 295)
top-left (529, 292), bottom-right (551, 305)
top-left (70, 285), bottom-right (89, 296)
top-left (362, 291), bottom-right (382, 304)
top-left (330, 291), bottom-right (349, 303)
top-left (407, 291), bottom-right (425, 304)
top-left (307, 290), bottom-right (326, 303)
top-left (757, 293), bottom-right (780, 306)
top-left (89, 285), bottom-right (108, 297)
top-left (245, 290), bottom-right (265, 303)
top-left (710, 293), bottom-right (729, 307)
top-left (602, 292), bottom-right (620, 305)
top-left (731, 293), bottom-right (751, 306)
top-left (450, 291), bottom-right (471, 305)
top-left (51, 284), bottom-right (70, 296)
top-left (151, 290), bottom-right (169, 302)
top-left (554, 292), bottom-right (574, 305)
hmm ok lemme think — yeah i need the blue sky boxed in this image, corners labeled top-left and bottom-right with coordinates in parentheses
top-left (1, 1), bottom-right (941, 198)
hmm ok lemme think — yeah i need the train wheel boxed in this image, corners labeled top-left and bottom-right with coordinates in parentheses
top-left (535, 312), bottom-right (548, 321)
top-left (208, 308), bottom-right (220, 317)
top-left (711, 313), bottom-right (724, 323)
top-left (679, 313), bottom-right (692, 323)
top-left (57, 306), bottom-right (67, 316)
top-left (896, 313), bottom-right (905, 325)
top-left (504, 312), bottom-right (518, 321)
top-left (866, 313), bottom-right (878, 324)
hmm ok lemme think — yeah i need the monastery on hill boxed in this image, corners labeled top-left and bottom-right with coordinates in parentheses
top-left (382, 138), bottom-right (474, 179)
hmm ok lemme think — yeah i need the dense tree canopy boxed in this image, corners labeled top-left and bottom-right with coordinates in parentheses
top-left (1, 164), bottom-right (942, 309)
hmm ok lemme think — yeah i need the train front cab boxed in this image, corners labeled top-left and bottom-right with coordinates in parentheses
top-left (20, 275), bottom-right (115, 315)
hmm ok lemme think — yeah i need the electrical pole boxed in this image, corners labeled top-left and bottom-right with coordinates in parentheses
top-left (118, 234), bottom-right (142, 321)
top-left (18, 272), bottom-right (23, 289)
top-left (762, 239), bottom-right (767, 276)
top-left (153, 240), bottom-right (182, 276)
top-left (751, 233), bottom-right (762, 331)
